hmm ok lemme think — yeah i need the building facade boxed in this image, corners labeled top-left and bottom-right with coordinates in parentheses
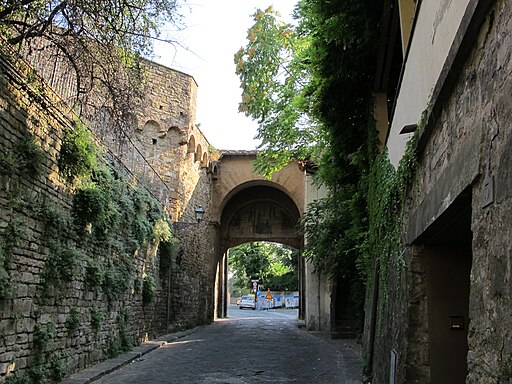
top-left (365, 0), bottom-right (512, 383)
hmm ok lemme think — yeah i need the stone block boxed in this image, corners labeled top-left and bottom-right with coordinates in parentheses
top-left (0, 352), bottom-right (14, 363)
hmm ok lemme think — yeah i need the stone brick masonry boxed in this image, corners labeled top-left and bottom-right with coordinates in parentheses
top-left (0, 42), bottom-right (212, 381)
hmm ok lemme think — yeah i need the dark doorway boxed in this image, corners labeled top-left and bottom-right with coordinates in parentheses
top-left (418, 190), bottom-right (472, 383)
top-left (331, 276), bottom-right (362, 339)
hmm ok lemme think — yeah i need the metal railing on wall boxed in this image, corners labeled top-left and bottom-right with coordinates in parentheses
top-left (0, 40), bottom-right (171, 208)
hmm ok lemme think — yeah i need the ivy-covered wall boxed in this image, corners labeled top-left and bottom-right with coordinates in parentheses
top-left (0, 49), bottom-right (175, 382)
top-left (364, 0), bottom-right (512, 383)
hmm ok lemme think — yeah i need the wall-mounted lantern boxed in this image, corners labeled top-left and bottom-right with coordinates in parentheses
top-left (173, 206), bottom-right (206, 229)
top-left (194, 206), bottom-right (205, 222)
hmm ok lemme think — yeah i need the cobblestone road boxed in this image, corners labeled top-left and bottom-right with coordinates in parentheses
top-left (93, 306), bottom-right (362, 383)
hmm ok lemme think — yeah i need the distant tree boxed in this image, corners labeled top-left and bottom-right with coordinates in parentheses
top-left (229, 242), bottom-right (298, 293)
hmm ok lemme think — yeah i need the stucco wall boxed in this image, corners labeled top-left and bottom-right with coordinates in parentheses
top-left (211, 154), bottom-right (305, 224)
top-left (387, 0), bottom-right (471, 167)
top-left (304, 174), bottom-right (331, 331)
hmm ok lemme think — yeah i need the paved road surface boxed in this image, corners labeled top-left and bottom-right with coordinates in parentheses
top-left (94, 306), bottom-right (362, 383)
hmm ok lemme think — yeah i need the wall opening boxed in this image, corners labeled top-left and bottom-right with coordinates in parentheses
top-left (415, 188), bottom-right (472, 383)
top-left (330, 276), bottom-right (361, 339)
top-left (224, 241), bottom-right (299, 316)
top-left (217, 183), bottom-right (304, 320)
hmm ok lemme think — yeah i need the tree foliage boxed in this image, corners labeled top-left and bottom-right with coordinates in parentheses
top-left (234, 6), bottom-right (322, 178)
top-left (229, 242), bottom-right (298, 293)
top-left (0, 0), bottom-right (184, 129)
top-left (0, 0), bottom-right (182, 51)
top-left (236, 0), bottom-right (378, 276)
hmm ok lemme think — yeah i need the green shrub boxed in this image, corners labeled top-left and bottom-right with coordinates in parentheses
top-left (58, 120), bottom-right (97, 183)
top-left (50, 354), bottom-right (69, 381)
top-left (72, 183), bottom-right (107, 229)
top-left (85, 258), bottom-right (104, 290)
top-left (153, 218), bottom-right (172, 242)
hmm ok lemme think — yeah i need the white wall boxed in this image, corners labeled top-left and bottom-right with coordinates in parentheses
top-left (387, 0), bottom-right (470, 167)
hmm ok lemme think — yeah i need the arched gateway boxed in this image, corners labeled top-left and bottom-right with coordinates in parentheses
top-left (210, 151), bottom-right (305, 319)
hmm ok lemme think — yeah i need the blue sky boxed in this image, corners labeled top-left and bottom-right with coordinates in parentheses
top-left (153, 1), bottom-right (296, 150)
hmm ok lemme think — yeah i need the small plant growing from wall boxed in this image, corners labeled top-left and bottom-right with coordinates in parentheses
top-left (0, 134), bottom-right (46, 179)
top-left (85, 257), bottom-right (104, 291)
top-left (90, 307), bottom-right (105, 333)
top-left (66, 307), bottom-right (81, 334)
top-left (42, 246), bottom-right (82, 296)
top-left (142, 274), bottom-right (156, 305)
top-left (58, 119), bottom-right (97, 183)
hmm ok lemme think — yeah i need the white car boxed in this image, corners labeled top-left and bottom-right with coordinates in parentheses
top-left (238, 295), bottom-right (256, 310)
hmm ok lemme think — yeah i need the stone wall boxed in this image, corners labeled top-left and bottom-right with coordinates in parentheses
top-left (126, 60), bottom-right (215, 327)
top-left (0, 48), bottom-right (170, 381)
top-left (21, 36), bottom-right (216, 330)
top-left (368, 0), bottom-right (512, 382)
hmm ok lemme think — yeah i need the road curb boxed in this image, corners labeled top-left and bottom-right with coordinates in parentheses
top-left (60, 326), bottom-right (204, 384)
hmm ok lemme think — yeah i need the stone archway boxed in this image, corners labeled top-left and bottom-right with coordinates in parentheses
top-left (209, 151), bottom-right (305, 321)
top-left (219, 184), bottom-right (302, 253)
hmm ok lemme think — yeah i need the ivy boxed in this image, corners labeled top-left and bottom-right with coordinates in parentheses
top-left (362, 107), bottom-right (424, 311)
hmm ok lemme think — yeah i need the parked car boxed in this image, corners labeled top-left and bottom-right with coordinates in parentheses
top-left (239, 295), bottom-right (256, 310)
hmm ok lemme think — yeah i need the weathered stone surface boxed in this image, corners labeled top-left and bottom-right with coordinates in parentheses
top-left (368, 1), bottom-right (512, 383)
top-left (0, 49), bottom-right (201, 381)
